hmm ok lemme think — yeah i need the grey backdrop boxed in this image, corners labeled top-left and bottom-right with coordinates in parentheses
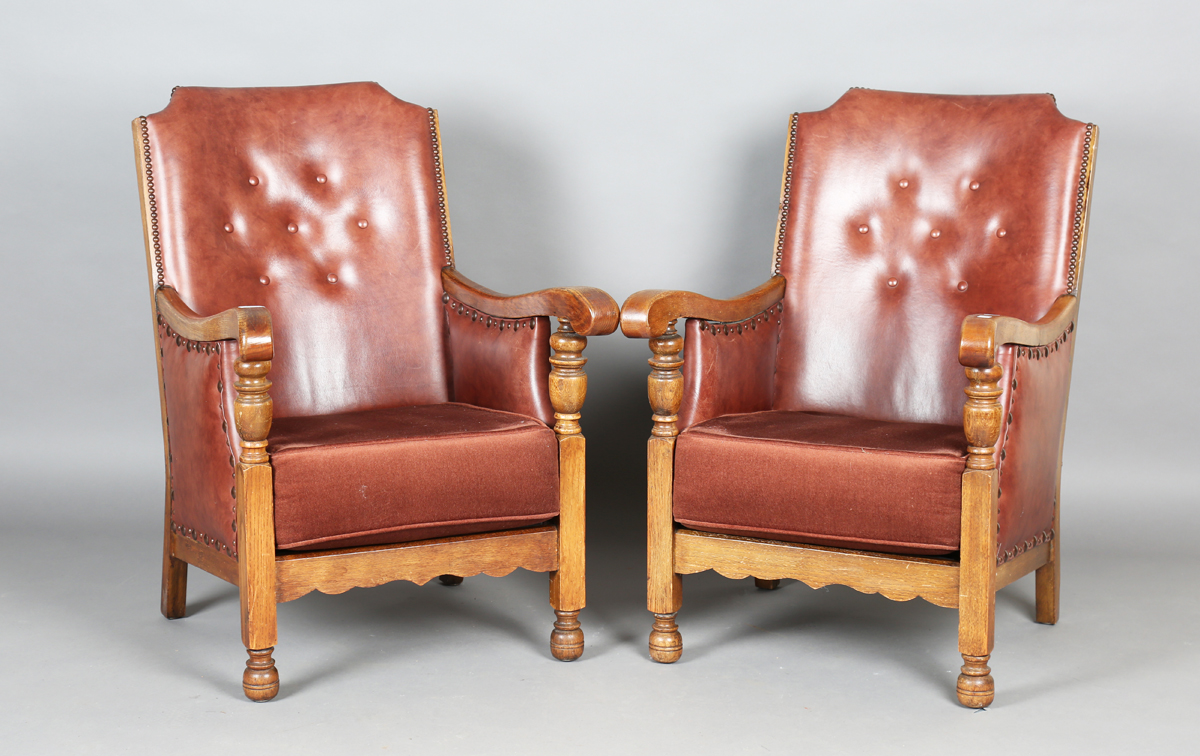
top-left (2, 1), bottom-right (1197, 752)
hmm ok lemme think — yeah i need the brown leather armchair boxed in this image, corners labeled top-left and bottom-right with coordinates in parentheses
top-left (621, 89), bottom-right (1097, 707)
top-left (134, 82), bottom-right (618, 701)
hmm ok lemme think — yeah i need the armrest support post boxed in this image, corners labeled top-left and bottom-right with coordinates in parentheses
top-left (646, 322), bottom-right (684, 660)
top-left (549, 320), bottom-right (588, 653)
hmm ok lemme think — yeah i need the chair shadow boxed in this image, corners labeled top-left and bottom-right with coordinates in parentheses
top-left (666, 575), bottom-right (960, 698)
top-left (179, 584), bottom-right (239, 616)
top-left (277, 568), bottom-right (602, 696)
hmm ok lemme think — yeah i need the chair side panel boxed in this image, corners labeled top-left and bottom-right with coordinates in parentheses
top-left (157, 321), bottom-right (239, 557)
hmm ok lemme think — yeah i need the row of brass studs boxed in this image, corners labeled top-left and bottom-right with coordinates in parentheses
top-left (215, 346), bottom-right (238, 557)
top-left (139, 117), bottom-right (164, 287)
top-left (443, 293), bottom-right (538, 331)
top-left (158, 316), bottom-right (238, 557)
top-left (1067, 124), bottom-right (1094, 295)
top-left (997, 529), bottom-right (1054, 566)
top-left (170, 521), bottom-right (234, 557)
top-left (696, 303), bottom-right (784, 336)
top-left (773, 114), bottom-right (799, 276)
top-left (427, 108), bottom-right (453, 266)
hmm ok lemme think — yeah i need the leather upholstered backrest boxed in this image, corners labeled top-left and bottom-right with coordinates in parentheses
top-left (773, 89), bottom-right (1092, 426)
top-left (141, 83), bottom-right (452, 418)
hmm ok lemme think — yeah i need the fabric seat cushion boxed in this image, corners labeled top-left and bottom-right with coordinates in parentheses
top-left (268, 402), bottom-right (559, 551)
top-left (673, 411), bottom-right (968, 555)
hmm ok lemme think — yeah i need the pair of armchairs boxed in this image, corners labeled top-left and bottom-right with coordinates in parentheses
top-left (135, 83), bottom-right (1096, 708)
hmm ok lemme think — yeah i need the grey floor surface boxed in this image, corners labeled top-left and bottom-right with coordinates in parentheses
top-left (2, 465), bottom-right (1196, 755)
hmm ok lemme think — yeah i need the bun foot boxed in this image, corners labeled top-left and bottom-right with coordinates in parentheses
top-left (649, 612), bottom-right (682, 663)
top-left (243, 647), bottom-right (279, 702)
top-left (550, 609), bottom-right (584, 661)
top-left (754, 578), bottom-right (781, 590)
top-left (956, 654), bottom-right (994, 708)
top-left (438, 574), bottom-right (464, 586)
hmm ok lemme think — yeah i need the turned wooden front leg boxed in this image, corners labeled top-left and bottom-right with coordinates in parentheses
top-left (234, 359), bottom-right (278, 701)
top-left (958, 364), bottom-right (1002, 708)
top-left (647, 323), bottom-right (684, 663)
top-left (549, 321), bottom-right (586, 661)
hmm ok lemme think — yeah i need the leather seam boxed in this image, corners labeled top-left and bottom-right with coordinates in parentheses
top-left (216, 344), bottom-right (239, 557)
top-left (444, 294), bottom-right (541, 330)
top-left (270, 422), bottom-right (551, 454)
top-left (680, 429), bottom-right (967, 460)
top-left (673, 519), bottom-right (958, 554)
top-left (427, 108), bottom-right (453, 267)
top-left (138, 116), bottom-right (164, 288)
top-left (695, 303), bottom-right (784, 334)
top-left (277, 512), bottom-right (558, 551)
top-left (1067, 124), bottom-right (1094, 295)
top-left (773, 113), bottom-right (798, 276)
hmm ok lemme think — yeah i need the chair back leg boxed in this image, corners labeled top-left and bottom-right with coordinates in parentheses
top-left (161, 490), bottom-right (188, 619)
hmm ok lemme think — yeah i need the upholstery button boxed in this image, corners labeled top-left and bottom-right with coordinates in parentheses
top-left (858, 224), bottom-right (869, 234)
top-left (223, 223), bottom-right (234, 233)
top-left (997, 228), bottom-right (1007, 238)
top-left (970, 181), bottom-right (981, 191)
top-left (957, 281), bottom-right (969, 292)
top-left (327, 273), bottom-right (338, 283)
top-left (930, 229), bottom-right (941, 238)
top-left (316, 174), bottom-right (327, 184)
top-left (287, 223), bottom-right (298, 233)
top-left (357, 219), bottom-right (369, 229)
top-left (887, 277), bottom-right (898, 288)
top-left (248, 176), bottom-right (259, 186)
top-left (259, 276), bottom-right (270, 285)
top-left (898, 179), bottom-right (909, 189)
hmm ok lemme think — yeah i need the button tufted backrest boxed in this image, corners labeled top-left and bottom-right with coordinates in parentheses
top-left (141, 83), bottom-right (452, 418)
top-left (772, 89), bottom-right (1092, 426)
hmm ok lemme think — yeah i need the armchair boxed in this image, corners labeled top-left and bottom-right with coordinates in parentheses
top-left (621, 89), bottom-right (1097, 707)
top-left (134, 83), bottom-right (618, 700)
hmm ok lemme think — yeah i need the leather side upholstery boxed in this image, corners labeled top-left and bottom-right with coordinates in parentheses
top-left (158, 320), bottom-right (238, 556)
top-left (678, 305), bottom-right (782, 431)
top-left (774, 89), bottom-right (1090, 427)
top-left (444, 295), bottom-right (554, 426)
top-left (143, 83), bottom-right (451, 419)
top-left (995, 328), bottom-right (1074, 563)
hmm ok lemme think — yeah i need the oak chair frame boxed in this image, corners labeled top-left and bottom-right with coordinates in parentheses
top-left (620, 127), bottom-right (1098, 708)
top-left (134, 115), bottom-right (618, 701)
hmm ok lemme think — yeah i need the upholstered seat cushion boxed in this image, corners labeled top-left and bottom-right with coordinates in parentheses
top-left (268, 403), bottom-right (559, 551)
top-left (673, 411), bottom-right (968, 555)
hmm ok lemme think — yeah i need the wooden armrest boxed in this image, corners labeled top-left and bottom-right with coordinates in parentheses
top-left (155, 287), bottom-right (273, 362)
top-left (960, 294), bottom-right (1078, 368)
top-left (620, 276), bottom-right (786, 339)
top-left (441, 267), bottom-right (619, 337)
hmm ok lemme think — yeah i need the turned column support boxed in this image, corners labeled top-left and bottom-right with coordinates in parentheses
top-left (548, 320), bottom-right (587, 660)
top-left (648, 326), bottom-right (684, 439)
top-left (958, 363), bottom-right (1002, 708)
top-left (647, 323), bottom-right (684, 662)
top-left (234, 360), bottom-right (272, 465)
top-left (963, 365), bottom-right (1004, 471)
top-left (234, 358), bottom-right (278, 701)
